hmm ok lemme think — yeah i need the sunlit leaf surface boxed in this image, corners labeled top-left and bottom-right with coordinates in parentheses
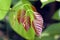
top-left (0, 0), bottom-right (11, 20)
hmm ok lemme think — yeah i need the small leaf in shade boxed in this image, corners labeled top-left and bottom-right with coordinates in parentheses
top-left (0, 0), bottom-right (11, 20)
top-left (56, 0), bottom-right (60, 2)
top-left (52, 9), bottom-right (60, 20)
top-left (40, 0), bottom-right (55, 8)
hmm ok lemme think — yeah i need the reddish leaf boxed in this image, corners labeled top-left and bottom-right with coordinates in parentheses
top-left (32, 12), bottom-right (43, 36)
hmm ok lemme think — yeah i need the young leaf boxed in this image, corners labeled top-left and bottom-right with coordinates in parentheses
top-left (56, 0), bottom-right (60, 2)
top-left (9, 1), bottom-right (35, 39)
top-left (9, 0), bottom-right (43, 40)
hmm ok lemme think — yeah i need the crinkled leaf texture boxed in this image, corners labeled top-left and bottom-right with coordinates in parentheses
top-left (9, 1), bottom-right (35, 40)
top-left (9, 0), bottom-right (43, 40)
top-left (0, 0), bottom-right (11, 20)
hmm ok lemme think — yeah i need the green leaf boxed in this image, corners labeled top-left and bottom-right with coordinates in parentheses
top-left (40, 0), bottom-right (55, 8)
top-left (42, 23), bottom-right (60, 36)
top-left (35, 23), bottom-right (60, 40)
top-left (39, 23), bottom-right (60, 40)
top-left (52, 9), bottom-right (60, 20)
top-left (38, 35), bottom-right (60, 40)
top-left (56, 0), bottom-right (60, 2)
top-left (0, 0), bottom-right (11, 20)
top-left (9, 1), bottom-right (35, 40)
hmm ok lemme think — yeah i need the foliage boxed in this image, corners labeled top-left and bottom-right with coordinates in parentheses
top-left (52, 9), bottom-right (60, 20)
top-left (9, 0), bottom-right (35, 40)
top-left (0, 0), bottom-right (11, 20)
top-left (0, 0), bottom-right (60, 40)
top-left (35, 23), bottom-right (60, 40)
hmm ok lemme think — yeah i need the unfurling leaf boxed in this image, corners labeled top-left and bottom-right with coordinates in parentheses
top-left (9, 0), bottom-right (43, 40)
top-left (32, 12), bottom-right (43, 36)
